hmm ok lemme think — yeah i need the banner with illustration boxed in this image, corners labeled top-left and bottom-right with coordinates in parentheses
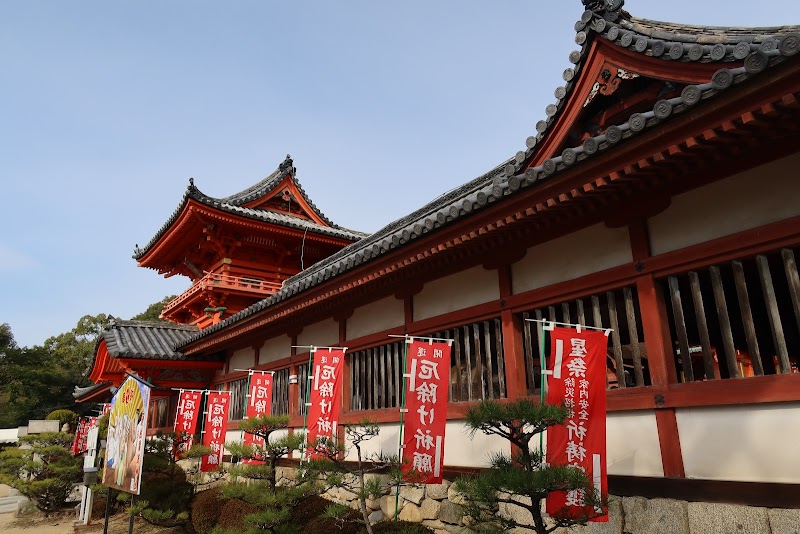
top-left (545, 326), bottom-right (609, 521)
top-left (242, 371), bottom-right (273, 464)
top-left (102, 376), bottom-right (151, 495)
top-left (305, 347), bottom-right (345, 459)
top-left (401, 340), bottom-right (451, 484)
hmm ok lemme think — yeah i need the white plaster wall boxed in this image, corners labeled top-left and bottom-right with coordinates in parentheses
top-left (342, 421), bottom-right (507, 469)
top-left (297, 318), bottom-right (339, 348)
top-left (344, 423), bottom-right (402, 461)
top-left (443, 421), bottom-right (508, 468)
top-left (229, 348), bottom-right (254, 372)
top-left (348, 296), bottom-right (404, 341)
top-left (676, 403), bottom-right (800, 483)
top-left (259, 336), bottom-right (293, 366)
top-left (648, 152), bottom-right (800, 256)
top-left (606, 411), bottom-right (664, 477)
top-left (224, 430), bottom-right (243, 446)
top-left (414, 265), bottom-right (499, 322)
top-left (511, 224), bottom-right (632, 294)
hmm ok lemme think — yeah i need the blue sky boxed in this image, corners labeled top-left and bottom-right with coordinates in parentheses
top-left (1, 1), bottom-right (796, 348)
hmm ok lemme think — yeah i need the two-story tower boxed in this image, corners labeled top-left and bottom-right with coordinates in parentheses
top-left (133, 155), bottom-right (367, 329)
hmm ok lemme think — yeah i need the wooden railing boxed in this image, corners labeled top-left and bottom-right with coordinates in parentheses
top-left (162, 271), bottom-right (283, 316)
top-left (659, 247), bottom-right (800, 381)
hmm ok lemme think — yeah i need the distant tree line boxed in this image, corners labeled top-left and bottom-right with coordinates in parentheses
top-left (0, 295), bottom-right (175, 428)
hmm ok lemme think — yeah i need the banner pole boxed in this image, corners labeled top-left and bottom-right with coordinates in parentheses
top-left (394, 337), bottom-right (410, 522)
top-left (539, 322), bottom-right (548, 458)
top-left (300, 347), bottom-right (315, 465)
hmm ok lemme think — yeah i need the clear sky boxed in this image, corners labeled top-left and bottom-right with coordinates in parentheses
top-left (1, 1), bottom-right (797, 348)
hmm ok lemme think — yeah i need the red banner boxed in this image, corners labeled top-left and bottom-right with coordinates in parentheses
top-left (305, 348), bottom-right (345, 459)
top-left (201, 391), bottom-right (230, 471)
top-left (545, 326), bottom-right (608, 521)
top-left (242, 371), bottom-right (273, 463)
top-left (71, 418), bottom-right (89, 455)
top-left (401, 340), bottom-right (451, 484)
top-left (174, 390), bottom-right (202, 456)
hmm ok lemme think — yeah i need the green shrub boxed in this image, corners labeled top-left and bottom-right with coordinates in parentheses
top-left (192, 487), bottom-right (228, 534)
top-left (217, 498), bottom-right (260, 531)
top-left (0, 432), bottom-right (82, 515)
top-left (45, 409), bottom-right (79, 432)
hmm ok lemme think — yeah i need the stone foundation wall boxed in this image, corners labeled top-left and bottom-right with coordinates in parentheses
top-left (270, 469), bottom-right (800, 534)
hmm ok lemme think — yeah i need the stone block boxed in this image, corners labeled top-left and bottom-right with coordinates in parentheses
top-left (769, 508), bottom-right (800, 534)
top-left (365, 497), bottom-right (381, 511)
top-left (498, 493), bottom-right (535, 528)
top-left (622, 496), bottom-right (688, 534)
top-left (423, 518), bottom-right (447, 531)
top-left (421, 497), bottom-right (442, 520)
top-left (368, 510), bottom-right (384, 525)
top-left (399, 502), bottom-right (424, 523)
top-left (447, 484), bottom-right (467, 505)
top-left (438, 500), bottom-right (466, 525)
top-left (551, 496), bottom-right (623, 534)
top-left (401, 485), bottom-right (425, 505)
top-left (426, 480), bottom-right (452, 500)
top-left (27, 420), bottom-right (59, 434)
top-left (687, 502), bottom-right (769, 534)
top-left (380, 494), bottom-right (404, 519)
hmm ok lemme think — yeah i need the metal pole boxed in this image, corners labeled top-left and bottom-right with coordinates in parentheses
top-left (128, 494), bottom-right (135, 534)
top-left (102, 488), bottom-right (112, 534)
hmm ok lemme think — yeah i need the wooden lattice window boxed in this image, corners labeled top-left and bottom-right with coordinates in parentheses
top-left (350, 340), bottom-right (404, 411)
top-left (521, 285), bottom-right (648, 394)
top-left (271, 368), bottom-right (291, 416)
top-left (298, 363), bottom-right (310, 416)
top-left (661, 248), bottom-right (800, 381)
top-left (348, 318), bottom-right (507, 412)
top-left (228, 378), bottom-right (248, 420)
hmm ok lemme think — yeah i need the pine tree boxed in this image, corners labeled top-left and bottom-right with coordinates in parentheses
top-left (454, 399), bottom-right (603, 534)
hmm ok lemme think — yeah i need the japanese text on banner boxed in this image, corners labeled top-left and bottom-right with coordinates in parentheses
top-left (402, 340), bottom-right (450, 484)
top-left (174, 390), bottom-right (202, 456)
top-left (243, 371), bottom-right (273, 464)
top-left (305, 348), bottom-right (345, 459)
top-left (201, 391), bottom-right (230, 471)
top-left (545, 326), bottom-right (608, 522)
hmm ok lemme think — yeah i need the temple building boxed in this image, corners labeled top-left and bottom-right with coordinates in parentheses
top-left (81, 0), bottom-right (800, 513)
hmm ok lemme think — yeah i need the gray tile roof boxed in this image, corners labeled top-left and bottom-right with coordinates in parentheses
top-left (101, 318), bottom-right (198, 360)
top-left (133, 155), bottom-right (368, 260)
top-left (521, 0), bottom-right (800, 167)
top-left (73, 381), bottom-right (111, 399)
top-left (177, 2), bottom-right (799, 348)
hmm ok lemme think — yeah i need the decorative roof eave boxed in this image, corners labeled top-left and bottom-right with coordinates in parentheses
top-left (178, 40), bottom-right (800, 351)
top-left (133, 156), bottom-right (368, 260)
top-left (220, 155), bottom-right (339, 228)
top-left (73, 381), bottom-right (112, 403)
top-left (134, 184), bottom-right (368, 265)
top-left (511, 1), bottom-right (800, 171)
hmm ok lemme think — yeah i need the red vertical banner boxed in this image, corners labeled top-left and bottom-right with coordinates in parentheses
top-left (174, 390), bottom-right (202, 456)
top-left (401, 340), bottom-right (451, 484)
top-left (71, 418), bottom-right (89, 455)
top-left (545, 326), bottom-right (609, 521)
top-left (201, 391), bottom-right (230, 472)
top-left (242, 371), bottom-right (273, 464)
top-left (305, 347), bottom-right (345, 458)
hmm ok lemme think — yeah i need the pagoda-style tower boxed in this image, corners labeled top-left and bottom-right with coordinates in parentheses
top-left (134, 155), bottom-right (367, 329)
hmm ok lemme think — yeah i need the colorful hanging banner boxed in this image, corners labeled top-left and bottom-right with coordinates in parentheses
top-left (201, 391), bottom-right (230, 471)
top-left (401, 340), bottom-right (451, 484)
top-left (242, 371), bottom-right (273, 464)
top-left (102, 375), bottom-right (151, 494)
top-left (71, 418), bottom-right (89, 455)
top-left (305, 347), bottom-right (345, 459)
top-left (545, 326), bottom-right (609, 521)
top-left (174, 390), bottom-right (203, 456)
